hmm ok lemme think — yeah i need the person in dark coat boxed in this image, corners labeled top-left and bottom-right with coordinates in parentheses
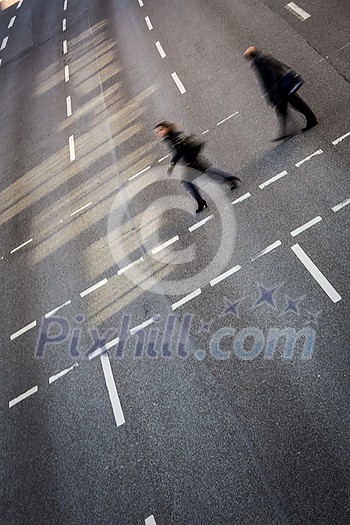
top-left (154, 121), bottom-right (241, 213)
top-left (243, 46), bottom-right (318, 141)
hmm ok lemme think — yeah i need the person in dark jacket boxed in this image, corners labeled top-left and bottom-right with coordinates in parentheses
top-left (154, 121), bottom-right (241, 213)
top-left (243, 46), bottom-right (318, 141)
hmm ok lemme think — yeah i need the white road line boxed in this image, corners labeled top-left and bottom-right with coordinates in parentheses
top-left (49, 363), bottom-right (78, 384)
top-left (1, 37), bottom-right (9, 51)
top-left (291, 216), bottom-right (322, 237)
top-left (231, 192), bottom-right (251, 205)
top-left (69, 135), bottom-right (76, 161)
top-left (158, 154), bottom-right (170, 163)
top-left (172, 289), bottom-right (201, 311)
top-left (251, 240), bottom-right (281, 261)
top-left (0, 59), bottom-right (2, 66)
top-left (129, 165), bottom-right (151, 181)
top-left (332, 197), bottom-right (350, 212)
top-left (63, 18), bottom-right (67, 31)
top-left (64, 65), bottom-right (70, 82)
top-left (145, 16), bottom-right (153, 30)
top-left (217, 111), bottom-right (238, 126)
top-left (100, 354), bottom-right (125, 427)
top-left (10, 321), bottom-right (37, 341)
top-left (63, 39), bottom-right (68, 54)
top-left (80, 278), bottom-right (108, 298)
top-left (118, 257), bottom-right (144, 275)
top-left (295, 149), bottom-right (323, 168)
top-left (45, 300), bottom-right (71, 318)
top-left (189, 214), bottom-right (214, 232)
top-left (130, 316), bottom-right (158, 336)
top-left (88, 337), bottom-right (120, 361)
top-left (17, 0), bottom-right (24, 8)
top-left (210, 265), bottom-right (242, 287)
top-left (145, 516), bottom-right (157, 525)
top-left (259, 170), bottom-right (288, 189)
top-left (155, 41), bottom-right (166, 58)
top-left (63, 0), bottom-right (68, 11)
top-left (66, 95), bottom-right (72, 117)
top-left (152, 235), bottom-right (179, 255)
top-left (171, 72), bottom-right (186, 94)
top-left (10, 237), bottom-right (33, 254)
top-left (9, 386), bottom-right (38, 408)
top-left (332, 131), bottom-right (350, 146)
top-left (8, 16), bottom-right (16, 28)
top-left (285, 2), bottom-right (311, 20)
top-left (70, 201), bottom-right (92, 217)
top-left (202, 130), bottom-right (209, 135)
top-left (291, 244), bottom-right (341, 303)
top-left (138, 0), bottom-right (144, 6)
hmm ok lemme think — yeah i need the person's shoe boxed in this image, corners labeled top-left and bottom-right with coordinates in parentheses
top-left (196, 200), bottom-right (208, 214)
top-left (301, 120), bottom-right (318, 132)
top-left (230, 177), bottom-right (241, 190)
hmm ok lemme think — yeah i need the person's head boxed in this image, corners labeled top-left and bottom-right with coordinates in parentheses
top-left (154, 121), bottom-right (177, 139)
top-left (243, 46), bottom-right (258, 61)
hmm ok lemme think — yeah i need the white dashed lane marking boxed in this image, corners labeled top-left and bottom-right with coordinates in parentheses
top-left (290, 216), bottom-right (322, 237)
top-left (217, 111), bottom-right (238, 127)
top-left (70, 202), bottom-right (92, 217)
top-left (210, 265), bottom-right (241, 287)
top-left (285, 2), bottom-right (311, 21)
top-left (10, 320), bottom-right (37, 341)
top-left (100, 353), bottom-right (125, 427)
top-left (66, 95), bottom-right (72, 117)
top-left (10, 238), bottom-right (33, 254)
top-left (130, 316), bottom-right (159, 336)
top-left (145, 16), bottom-right (153, 30)
top-left (49, 364), bottom-right (78, 385)
top-left (17, 0), bottom-right (24, 8)
top-left (158, 154), bottom-right (170, 163)
top-left (171, 72), bottom-right (186, 94)
top-left (129, 165), bottom-right (150, 180)
top-left (63, 40), bottom-right (68, 54)
top-left (63, 18), bottom-right (67, 31)
top-left (145, 517), bottom-right (157, 525)
top-left (332, 131), bottom-right (350, 145)
top-left (117, 257), bottom-right (144, 275)
top-left (152, 235), bottom-right (179, 255)
top-left (332, 197), bottom-right (350, 213)
top-left (188, 214), bottom-right (214, 232)
top-left (155, 41), bottom-right (166, 58)
top-left (1, 37), bottom-right (9, 51)
top-left (295, 149), bottom-right (323, 168)
top-left (259, 170), bottom-right (288, 189)
top-left (9, 386), bottom-right (38, 408)
top-left (45, 300), bottom-right (71, 318)
top-left (172, 289), bottom-right (201, 310)
top-left (63, 0), bottom-right (68, 10)
top-left (64, 65), bottom-right (70, 82)
top-left (69, 135), bottom-right (76, 161)
top-left (138, 0), bottom-right (144, 6)
top-left (231, 192), bottom-right (251, 205)
top-left (251, 240), bottom-right (281, 261)
top-left (88, 337), bottom-right (120, 361)
top-left (80, 278), bottom-right (108, 298)
top-left (8, 16), bottom-right (16, 29)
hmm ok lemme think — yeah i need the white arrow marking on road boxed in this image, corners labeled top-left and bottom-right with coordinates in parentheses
top-left (295, 149), bottom-right (323, 168)
top-left (9, 386), bottom-right (38, 408)
top-left (290, 216), bottom-right (322, 237)
top-left (101, 354), bottom-right (125, 427)
top-left (285, 2), bottom-right (311, 21)
top-left (10, 320), bottom-right (37, 341)
top-left (259, 170), bottom-right (288, 189)
top-left (171, 72), bottom-right (186, 94)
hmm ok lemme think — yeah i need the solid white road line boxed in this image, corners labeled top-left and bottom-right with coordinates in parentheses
top-left (251, 240), bottom-right (281, 261)
top-left (290, 216), bottom-right (322, 237)
top-left (285, 2), bottom-right (311, 21)
top-left (259, 170), bottom-right (288, 189)
top-left (171, 72), bottom-right (186, 94)
top-left (295, 149), bottom-right (323, 168)
top-left (145, 16), bottom-right (153, 30)
top-left (231, 192), bottom-right (251, 205)
top-left (64, 65), bottom-right (70, 82)
top-left (210, 265), bottom-right (241, 287)
top-left (9, 386), bottom-right (38, 408)
top-left (63, 0), bottom-right (68, 11)
top-left (69, 135), bottom-right (76, 161)
top-left (8, 16), bottom-right (16, 28)
top-left (155, 41), bottom-right (166, 58)
top-left (63, 18), bottom-right (67, 31)
top-left (80, 278), bottom-right (108, 298)
top-left (158, 154), bottom-right (170, 163)
top-left (63, 39), bottom-right (68, 54)
top-left (49, 364), bottom-right (78, 384)
top-left (152, 235), bottom-right (179, 255)
top-left (189, 214), bottom-right (214, 232)
top-left (172, 289), bottom-right (201, 310)
top-left (332, 197), bottom-right (350, 212)
top-left (118, 257), bottom-right (144, 275)
top-left (138, 0), bottom-right (144, 6)
top-left (291, 244), bottom-right (341, 303)
top-left (66, 95), bottom-right (72, 117)
top-left (89, 337), bottom-right (120, 360)
top-left (45, 300), bottom-right (71, 318)
top-left (101, 354), bottom-right (125, 427)
top-left (70, 202), bottom-right (92, 217)
top-left (217, 111), bottom-right (238, 126)
top-left (10, 237), bottom-right (33, 254)
top-left (129, 165), bottom-right (151, 180)
top-left (145, 517), bottom-right (157, 525)
top-left (130, 316), bottom-right (158, 336)
top-left (1, 37), bottom-right (9, 51)
top-left (17, 0), bottom-right (24, 8)
top-left (10, 320), bottom-right (37, 341)
top-left (332, 131), bottom-right (350, 146)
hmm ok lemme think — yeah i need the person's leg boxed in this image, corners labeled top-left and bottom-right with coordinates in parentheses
top-left (274, 99), bottom-right (289, 139)
top-left (181, 181), bottom-right (206, 207)
top-left (205, 167), bottom-right (241, 189)
top-left (288, 93), bottom-right (317, 131)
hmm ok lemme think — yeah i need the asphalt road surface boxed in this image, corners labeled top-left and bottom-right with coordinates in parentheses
top-left (0, 0), bottom-right (349, 524)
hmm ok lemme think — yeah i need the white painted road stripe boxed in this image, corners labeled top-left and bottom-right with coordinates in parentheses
top-left (45, 300), bottom-right (71, 318)
top-left (291, 244), bottom-right (341, 303)
top-left (8, 16), bottom-right (16, 28)
top-left (332, 197), bottom-right (350, 212)
top-left (145, 16), bottom-right (153, 30)
top-left (63, 18), bottom-right (67, 31)
top-left (332, 131), bottom-right (350, 145)
top-left (66, 95), bottom-right (72, 117)
top-left (17, 0), bottom-right (24, 8)
top-left (70, 201), bottom-right (92, 217)
top-left (138, 0), bottom-right (144, 6)
top-left (158, 154), bottom-right (171, 163)
top-left (202, 130), bottom-right (209, 135)
top-left (10, 237), bottom-right (33, 254)
top-left (145, 516), bottom-right (157, 525)
top-left (118, 257), bottom-right (144, 275)
top-left (189, 214), bottom-right (214, 232)
top-left (171, 72), bottom-right (186, 94)
top-left (251, 240), bottom-right (281, 261)
top-left (69, 135), bottom-right (75, 161)
top-left (291, 216), bottom-right (322, 237)
top-left (49, 364), bottom-right (78, 384)
top-left (63, 39), bottom-right (68, 54)
top-left (172, 289), bottom-right (201, 310)
top-left (130, 316), bottom-right (158, 336)
top-left (285, 2), bottom-right (311, 20)
top-left (9, 386), bottom-right (38, 408)
top-left (210, 265), bottom-right (241, 287)
top-left (63, 0), bottom-right (68, 10)
top-left (231, 192), bottom-right (251, 205)
top-left (152, 235), bottom-right (179, 254)
top-left (1, 37), bottom-right (9, 51)
top-left (217, 111), bottom-right (238, 126)
top-left (259, 170), bottom-right (288, 189)
top-left (80, 278), bottom-right (108, 298)
top-left (10, 320), bottom-right (37, 341)
top-left (101, 354), bottom-right (125, 427)
top-left (155, 41), bottom-right (166, 58)
top-left (89, 337), bottom-right (120, 360)
top-left (295, 149), bottom-right (323, 168)
top-left (64, 65), bottom-right (70, 82)
top-left (129, 165), bottom-right (151, 180)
